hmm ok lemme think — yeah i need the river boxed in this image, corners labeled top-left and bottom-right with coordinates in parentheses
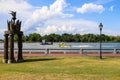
top-left (0, 42), bottom-right (120, 52)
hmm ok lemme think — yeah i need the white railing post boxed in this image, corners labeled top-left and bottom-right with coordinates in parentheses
top-left (80, 48), bottom-right (83, 54)
top-left (64, 50), bottom-right (66, 54)
top-left (45, 48), bottom-right (49, 55)
top-left (29, 50), bottom-right (31, 54)
top-left (114, 48), bottom-right (117, 54)
top-left (49, 49), bottom-right (51, 54)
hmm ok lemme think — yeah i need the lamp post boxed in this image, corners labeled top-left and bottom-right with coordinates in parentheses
top-left (99, 23), bottom-right (103, 59)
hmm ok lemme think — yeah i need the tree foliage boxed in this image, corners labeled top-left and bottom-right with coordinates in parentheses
top-left (28, 33), bottom-right (42, 42)
top-left (2, 33), bottom-right (120, 42)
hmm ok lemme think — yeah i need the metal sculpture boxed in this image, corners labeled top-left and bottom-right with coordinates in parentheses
top-left (3, 11), bottom-right (23, 63)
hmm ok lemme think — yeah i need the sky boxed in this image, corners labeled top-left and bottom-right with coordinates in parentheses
top-left (0, 0), bottom-right (120, 38)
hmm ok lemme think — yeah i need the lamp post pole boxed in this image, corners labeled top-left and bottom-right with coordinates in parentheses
top-left (99, 23), bottom-right (103, 59)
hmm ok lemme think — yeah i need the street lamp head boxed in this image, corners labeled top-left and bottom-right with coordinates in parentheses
top-left (99, 23), bottom-right (103, 31)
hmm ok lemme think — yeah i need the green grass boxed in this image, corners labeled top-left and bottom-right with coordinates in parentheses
top-left (0, 56), bottom-right (120, 80)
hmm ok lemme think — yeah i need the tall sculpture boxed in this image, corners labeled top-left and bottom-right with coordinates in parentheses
top-left (3, 11), bottom-right (23, 63)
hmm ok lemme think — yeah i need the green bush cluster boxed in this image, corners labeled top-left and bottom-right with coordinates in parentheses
top-left (1, 33), bottom-right (120, 42)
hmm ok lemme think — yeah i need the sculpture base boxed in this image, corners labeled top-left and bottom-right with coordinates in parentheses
top-left (2, 59), bottom-right (8, 63)
top-left (17, 59), bottom-right (24, 62)
top-left (8, 59), bottom-right (15, 64)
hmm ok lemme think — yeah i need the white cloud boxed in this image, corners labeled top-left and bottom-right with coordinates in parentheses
top-left (0, 0), bottom-right (33, 35)
top-left (0, 0), bottom-right (74, 35)
top-left (22, 0), bottom-right (73, 31)
top-left (0, 29), bottom-right (5, 34)
top-left (36, 25), bottom-right (75, 35)
top-left (36, 19), bottom-right (98, 35)
top-left (36, 25), bottom-right (58, 35)
top-left (109, 6), bottom-right (114, 11)
top-left (0, 0), bottom-right (32, 16)
top-left (77, 3), bottom-right (105, 14)
top-left (0, 0), bottom-right (117, 37)
top-left (103, 29), bottom-right (119, 36)
top-left (0, 27), bottom-right (7, 38)
top-left (50, 0), bottom-right (67, 13)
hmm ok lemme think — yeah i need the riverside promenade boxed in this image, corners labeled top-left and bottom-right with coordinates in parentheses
top-left (0, 52), bottom-right (120, 57)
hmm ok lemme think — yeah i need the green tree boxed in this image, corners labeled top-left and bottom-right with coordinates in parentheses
top-left (18, 33), bottom-right (120, 42)
top-left (28, 33), bottom-right (41, 42)
top-left (0, 39), bottom-right (3, 42)
top-left (43, 33), bottom-right (62, 42)
top-left (72, 34), bottom-right (81, 42)
top-left (14, 34), bottom-right (18, 42)
top-left (61, 33), bottom-right (74, 42)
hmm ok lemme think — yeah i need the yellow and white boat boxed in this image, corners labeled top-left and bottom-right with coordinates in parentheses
top-left (58, 42), bottom-right (71, 47)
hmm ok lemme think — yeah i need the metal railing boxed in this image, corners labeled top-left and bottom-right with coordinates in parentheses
top-left (0, 48), bottom-right (119, 54)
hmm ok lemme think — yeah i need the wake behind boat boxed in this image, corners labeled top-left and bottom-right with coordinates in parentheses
top-left (71, 45), bottom-right (94, 48)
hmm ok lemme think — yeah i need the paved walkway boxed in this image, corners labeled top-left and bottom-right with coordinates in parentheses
top-left (0, 52), bottom-right (120, 57)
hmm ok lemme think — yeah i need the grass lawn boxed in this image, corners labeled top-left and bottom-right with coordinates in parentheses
top-left (0, 56), bottom-right (120, 80)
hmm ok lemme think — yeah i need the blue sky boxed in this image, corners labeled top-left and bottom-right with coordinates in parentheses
top-left (0, 0), bottom-right (120, 38)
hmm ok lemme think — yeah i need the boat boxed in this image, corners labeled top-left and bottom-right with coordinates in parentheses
top-left (41, 40), bottom-right (53, 45)
top-left (58, 42), bottom-right (71, 47)
top-left (41, 42), bottom-right (53, 45)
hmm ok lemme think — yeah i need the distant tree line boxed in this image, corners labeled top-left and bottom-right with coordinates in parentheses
top-left (1, 33), bottom-right (120, 42)
top-left (15, 33), bottom-right (120, 42)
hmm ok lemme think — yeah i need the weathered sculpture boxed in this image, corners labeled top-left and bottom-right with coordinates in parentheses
top-left (3, 11), bottom-right (23, 63)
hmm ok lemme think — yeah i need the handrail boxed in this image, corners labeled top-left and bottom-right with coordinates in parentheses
top-left (0, 48), bottom-right (119, 54)
top-left (0, 48), bottom-right (120, 50)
